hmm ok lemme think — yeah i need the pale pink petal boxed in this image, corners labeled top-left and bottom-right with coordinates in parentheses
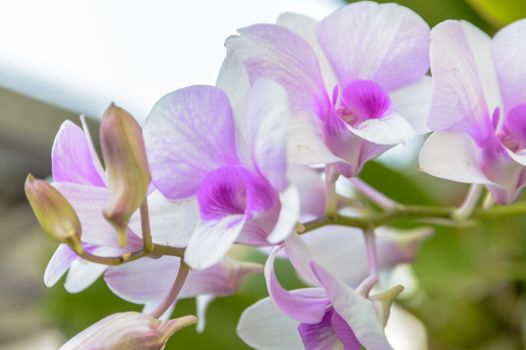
top-left (105, 256), bottom-right (261, 303)
top-left (53, 182), bottom-right (120, 247)
top-left (51, 121), bottom-right (105, 186)
top-left (419, 131), bottom-right (493, 184)
top-left (296, 226), bottom-right (433, 286)
top-left (265, 247), bottom-right (329, 323)
top-left (129, 190), bottom-right (198, 247)
top-left (237, 297), bottom-right (303, 350)
top-left (287, 165), bottom-right (325, 221)
top-left (226, 24), bottom-right (330, 116)
top-left (276, 12), bottom-right (337, 93)
top-left (389, 77), bottom-right (432, 134)
top-left (44, 244), bottom-right (77, 287)
top-left (245, 80), bottom-right (289, 191)
top-left (64, 246), bottom-right (122, 293)
top-left (346, 113), bottom-right (416, 145)
top-left (216, 54), bottom-right (251, 164)
top-left (266, 185), bottom-right (300, 244)
top-left (144, 85), bottom-right (240, 199)
top-left (196, 294), bottom-right (215, 333)
top-left (310, 262), bottom-right (393, 350)
top-left (184, 215), bottom-right (246, 269)
top-left (492, 18), bottom-right (526, 113)
top-left (429, 20), bottom-right (501, 141)
top-left (317, 2), bottom-right (429, 91)
top-left (287, 110), bottom-right (343, 165)
top-left (284, 232), bottom-right (319, 285)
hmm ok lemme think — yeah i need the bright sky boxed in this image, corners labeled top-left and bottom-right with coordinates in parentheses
top-left (0, 0), bottom-right (341, 123)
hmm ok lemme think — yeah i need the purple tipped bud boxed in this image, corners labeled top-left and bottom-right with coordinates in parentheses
top-left (100, 104), bottom-right (151, 247)
top-left (60, 312), bottom-right (196, 350)
top-left (24, 174), bottom-right (83, 254)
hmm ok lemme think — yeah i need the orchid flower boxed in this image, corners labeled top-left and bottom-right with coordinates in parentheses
top-left (238, 236), bottom-right (402, 349)
top-left (419, 19), bottom-right (526, 204)
top-left (144, 80), bottom-right (300, 270)
top-left (45, 117), bottom-right (197, 292)
top-left (221, 1), bottom-right (431, 177)
top-left (290, 225), bottom-right (433, 287)
top-left (45, 116), bottom-right (260, 326)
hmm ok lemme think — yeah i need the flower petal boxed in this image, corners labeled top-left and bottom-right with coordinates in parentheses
top-left (389, 77), bottom-right (432, 134)
top-left (317, 2), bottom-right (429, 91)
top-left (44, 244), bottom-right (77, 287)
top-left (346, 113), bottom-right (416, 145)
top-left (492, 18), bottom-right (526, 113)
top-left (419, 131), bottom-right (493, 184)
top-left (276, 12), bottom-right (337, 94)
top-left (51, 121), bottom-right (105, 186)
top-left (144, 85), bottom-right (240, 199)
top-left (65, 257), bottom-right (108, 293)
top-left (266, 185), bottom-right (300, 244)
top-left (295, 226), bottom-right (433, 287)
top-left (216, 53), bottom-right (251, 164)
top-left (265, 247), bottom-right (329, 323)
top-left (246, 80), bottom-right (289, 191)
top-left (129, 190), bottom-right (198, 247)
top-left (298, 309), bottom-right (346, 350)
top-left (105, 255), bottom-right (262, 303)
top-left (53, 182), bottom-right (121, 247)
top-left (237, 297), bottom-right (303, 350)
top-left (196, 294), bottom-right (215, 333)
top-left (310, 262), bottom-right (393, 350)
top-left (184, 215), bottom-right (246, 269)
top-left (226, 24), bottom-right (329, 116)
top-left (288, 165), bottom-right (325, 221)
top-left (428, 20), bottom-right (501, 140)
top-left (288, 110), bottom-right (343, 165)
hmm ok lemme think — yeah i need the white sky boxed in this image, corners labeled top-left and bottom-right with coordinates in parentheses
top-left (0, 0), bottom-right (341, 123)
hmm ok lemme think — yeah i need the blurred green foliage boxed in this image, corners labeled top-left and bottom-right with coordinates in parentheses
top-left (42, 1), bottom-right (526, 349)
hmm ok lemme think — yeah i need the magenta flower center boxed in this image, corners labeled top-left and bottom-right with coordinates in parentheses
top-left (496, 103), bottom-right (526, 152)
top-left (335, 79), bottom-right (392, 127)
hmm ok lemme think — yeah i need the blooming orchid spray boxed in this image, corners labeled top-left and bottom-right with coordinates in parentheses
top-left (22, 1), bottom-right (526, 349)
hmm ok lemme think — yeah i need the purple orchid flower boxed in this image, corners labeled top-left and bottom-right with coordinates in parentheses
top-left (238, 235), bottom-right (400, 350)
top-left (289, 225), bottom-right (433, 287)
top-left (46, 118), bottom-right (261, 327)
top-left (221, 1), bottom-right (431, 177)
top-left (46, 119), bottom-right (197, 292)
top-left (419, 19), bottom-right (526, 204)
top-left (144, 80), bottom-right (300, 270)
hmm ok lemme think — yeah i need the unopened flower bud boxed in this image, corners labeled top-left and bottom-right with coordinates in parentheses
top-left (60, 312), bottom-right (197, 350)
top-left (370, 284), bottom-right (404, 325)
top-left (100, 104), bottom-right (151, 246)
top-left (24, 174), bottom-right (83, 254)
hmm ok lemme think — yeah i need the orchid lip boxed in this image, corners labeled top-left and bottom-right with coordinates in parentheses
top-left (335, 79), bottom-right (392, 128)
top-left (197, 165), bottom-right (277, 221)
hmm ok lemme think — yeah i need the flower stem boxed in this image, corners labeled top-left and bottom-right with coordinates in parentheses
top-left (70, 243), bottom-right (184, 266)
top-left (325, 166), bottom-right (339, 220)
top-left (363, 225), bottom-right (378, 278)
top-left (150, 262), bottom-right (190, 319)
top-left (350, 177), bottom-right (399, 210)
top-left (140, 199), bottom-right (154, 253)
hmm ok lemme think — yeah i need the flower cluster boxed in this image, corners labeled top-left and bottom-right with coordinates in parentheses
top-left (24, 1), bottom-right (526, 349)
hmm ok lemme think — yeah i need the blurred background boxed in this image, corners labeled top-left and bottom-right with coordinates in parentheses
top-left (1, 0), bottom-right (526, 349)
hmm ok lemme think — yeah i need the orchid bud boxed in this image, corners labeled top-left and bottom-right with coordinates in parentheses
top-left (59, 312), bottom-right (197, 350)
top-left (100, 103), bottom-right (151, 246)
top-left (370, 284), bottom-right (404, 325)
top-left (24, 174), bottom-right (83, 254)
